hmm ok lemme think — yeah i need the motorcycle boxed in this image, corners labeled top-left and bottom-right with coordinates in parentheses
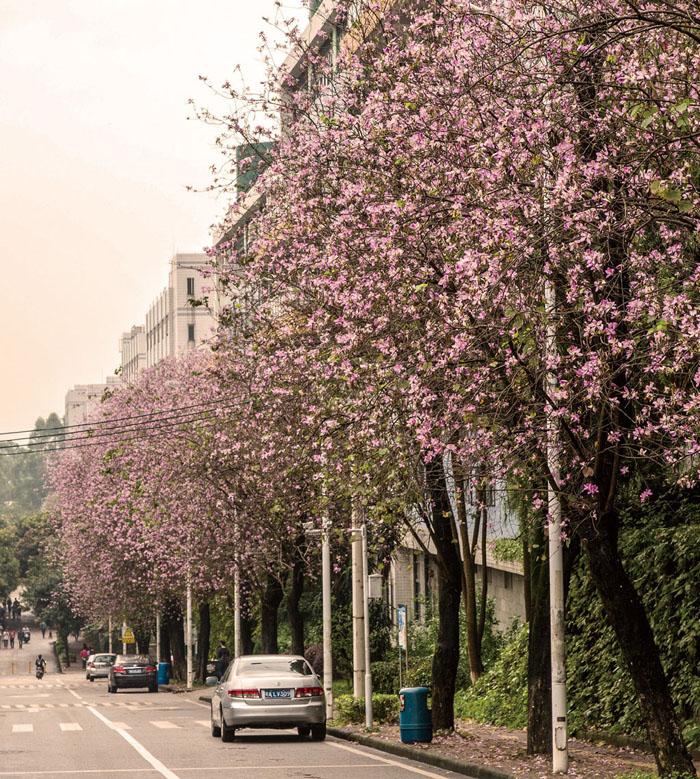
top-left (35, 667), bottom-right (44, 680)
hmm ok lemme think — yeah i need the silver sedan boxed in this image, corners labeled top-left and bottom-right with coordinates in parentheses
top-left (209, 654), bottom-right (326, 742)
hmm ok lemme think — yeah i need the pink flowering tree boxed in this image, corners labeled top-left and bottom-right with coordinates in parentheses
top-left (202, 0), bottom-right (700, 770)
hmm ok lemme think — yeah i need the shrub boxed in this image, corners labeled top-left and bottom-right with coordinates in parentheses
top-left (333, 693), bottom-right (400, 725)
top-left (453, 622), bottom-right (528, 729)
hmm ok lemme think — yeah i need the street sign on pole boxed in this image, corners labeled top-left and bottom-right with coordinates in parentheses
top-left (397, 605), bottom-right (407, 649)
top-left (121, 628), bottom-right (135, 644)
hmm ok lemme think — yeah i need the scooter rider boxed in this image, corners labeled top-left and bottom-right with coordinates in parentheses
top-left (35, 654), bottom-right (46, 678)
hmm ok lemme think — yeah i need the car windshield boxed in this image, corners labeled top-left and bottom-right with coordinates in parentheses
top-left (116, 655), bottom-right (151, 664)
top-left (94, 655), bottom-right (115, 663)
top-left (237, 658), bottom-right (313, 676)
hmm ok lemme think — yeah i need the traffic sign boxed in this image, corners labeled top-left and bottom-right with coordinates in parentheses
top-left (121, 628), bottom-right (135, 644)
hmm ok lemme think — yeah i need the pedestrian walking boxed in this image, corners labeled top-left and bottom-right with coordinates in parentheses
top-left (9, 629), bottom-right (15, 648)
top-left (2, 629), bottom-right (8, 649)
top-left (40, 621), bottom-right (47, 639)
top-left (17, 632), bottom-right (23, 649)
top-left (215, 640), bottom-right (230, 680)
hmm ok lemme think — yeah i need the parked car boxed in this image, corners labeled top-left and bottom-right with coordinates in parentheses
top-left (209, 654), bottom-right (326, 742)
top-left (108, 654), bottom-right (158, 693)
top-left (86, 653), bottom-right (116, 682)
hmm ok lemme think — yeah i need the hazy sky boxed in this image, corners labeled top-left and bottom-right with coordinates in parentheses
top-left (0, 0), bottom-right (305, 434)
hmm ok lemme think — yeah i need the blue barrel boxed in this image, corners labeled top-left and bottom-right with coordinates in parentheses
top-left (399, 687), bottom-right (432, 743)
top-left (157, 662), bottom-right (170, 685)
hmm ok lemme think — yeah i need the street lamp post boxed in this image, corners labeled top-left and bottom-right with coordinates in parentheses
top-left (186, 578), bottom-right (193, 690)
top-left (361, 523), bottom-right (373, 728)
top-left (322, 514), bottom-right (333, 720)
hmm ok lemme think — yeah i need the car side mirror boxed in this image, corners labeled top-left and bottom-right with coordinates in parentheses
top-left (205, 676), bottom-right (218, 686)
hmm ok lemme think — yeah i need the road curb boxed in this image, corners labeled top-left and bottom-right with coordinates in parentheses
top-left (327, 727), bottom-right (513, 779)
top-left (197, 694), bottom-right (510, 777)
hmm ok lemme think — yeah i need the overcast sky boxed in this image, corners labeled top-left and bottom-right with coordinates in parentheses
top-left (0, 0), bottom-right (305, 434)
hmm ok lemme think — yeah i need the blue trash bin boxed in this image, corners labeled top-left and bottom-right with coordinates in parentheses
top-left (399, 686), bottom-right (432, 743)
top-left (157, 662), bottom-right (170, 685)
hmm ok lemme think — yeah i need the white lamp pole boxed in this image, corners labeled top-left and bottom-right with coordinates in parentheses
top-left (186, 579), bottom-right (193, 690)
top-left (156, 613), bottom-right (161, 663)
top-left (546, 277), bottom-right (568, 773)
top-left (361, 523), bottom-right (373, 727)
top-left (322, 514), bottom-right (333, 719)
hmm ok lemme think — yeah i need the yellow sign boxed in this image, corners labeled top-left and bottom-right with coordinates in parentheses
top-left (121, 629), bottom-right (135, 644)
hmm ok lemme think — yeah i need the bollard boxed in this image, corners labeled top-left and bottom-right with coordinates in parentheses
top-left (11, 662), bottom-right (14, 675)
top-left (28, 662), bottom-right (31, 674)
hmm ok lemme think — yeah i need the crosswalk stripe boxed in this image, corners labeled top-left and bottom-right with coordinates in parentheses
top-left (196, 720), bottom-right (209, 727)
top-left (12, 724), bottom-right (33, 733)
top-left (151, 721), bottom-right (179, 729)
top-left (59, 723), bottom-right (82, 731)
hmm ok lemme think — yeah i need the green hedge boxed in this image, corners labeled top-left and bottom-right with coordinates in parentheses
top-left (333, 693), bottom-right (400, 725)
top-left (453, 622), bottom-right (528, 729)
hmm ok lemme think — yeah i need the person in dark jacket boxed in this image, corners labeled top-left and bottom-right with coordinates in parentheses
top-left (215, 641), bottom-right (230, 680)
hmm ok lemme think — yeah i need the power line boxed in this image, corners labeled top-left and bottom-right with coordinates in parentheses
top-left (0, 412), bottom-right (234, 458)
top-left (0, 396), bottom-right (240, 441)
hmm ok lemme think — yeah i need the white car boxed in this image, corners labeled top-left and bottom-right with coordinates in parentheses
top-left (209, 654), bottom-right (326, 742)
top-left (86, 653), bottom-right (116, 681)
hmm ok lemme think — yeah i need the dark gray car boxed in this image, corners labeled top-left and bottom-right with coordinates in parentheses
top-left (108, 654), bottom-right (158, 693)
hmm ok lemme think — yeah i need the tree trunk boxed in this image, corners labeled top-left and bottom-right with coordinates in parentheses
top-left (452, 456), bottom-right (484, 682)
top-left (581, 514), bottom-right (696, 776)
top-left (426, 457), bottom-right (463, 731)
top-left (60, 630), bottom-right (70, 667)
top-left (134, 626), bottom-right (150, 655)
top-left (196, 601), bottom-right (211, 682)
top-left (287, 556), bottom-right (305, 656)
top-left (159, 613), bottom-right (171, 664)
top-left (166, 602), bottom-right (186, 682)
top-left (260, 573), bottom-right (284, 654)
top-left (526, 520), bottom-right (551, 755)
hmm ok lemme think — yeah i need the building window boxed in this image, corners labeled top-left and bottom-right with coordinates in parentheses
top-left (413, 551), bottom-right (421, 621)
top-left (187, 277), bottom-right (195, 297)
top-left (188, 324), bottom-right (195, 342)
top-left (503, 571), bottom-right (513, 590)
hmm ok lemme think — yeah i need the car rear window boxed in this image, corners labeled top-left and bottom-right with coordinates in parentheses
top-left (237, 658), bottom-right (313, 676)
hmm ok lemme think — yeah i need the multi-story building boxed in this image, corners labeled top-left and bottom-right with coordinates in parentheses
top-left (145, 253), bottom-right (217, 369)
top-left (118, 325), bottom-right (146, 384)
top-left (64, 377), bottom-right (123, 428)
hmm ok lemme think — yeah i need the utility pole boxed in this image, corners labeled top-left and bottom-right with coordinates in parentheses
top-left (361, 523), bottom-right (373, 727)
top-left (351, 501), bottom-right (366, 697)
top-left (156, 613), bottom-right (161, 662)
top-left (186, 579), bottom-right (193, 690)
top-left (322, 513), bottom-right (333, 719)
top-left (545, 277), bottom-right (569, 774)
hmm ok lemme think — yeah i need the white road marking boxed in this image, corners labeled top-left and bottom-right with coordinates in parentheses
top-left (151, 720), bottom-right (179, 729)
top-left (11, 724), bottom-right (33, 733)
top-left (86, 706), bottom-right (180, 779)
top-left (328, 740), bottom-right (451, 778)
top-left (195, 720), bottom-right (209, 727)
top-left (59, 722), bottom-right (82, 731)
top-left (107, 721), bottom-right (131, 730)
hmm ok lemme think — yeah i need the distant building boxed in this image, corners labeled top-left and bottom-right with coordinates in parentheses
top-left (145, 253), bottom-right (217, 369)
top-left (118, 325), bottom-right (146, 384)
top-left (64, 377), bottom-right (123, 428)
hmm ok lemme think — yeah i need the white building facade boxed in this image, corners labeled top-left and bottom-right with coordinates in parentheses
top-left (118, 325), bottom-right (146, 384)
top-left (145, 253), bottom-right (217, 369)
top-left (64, 377), bottom-right (123, 428)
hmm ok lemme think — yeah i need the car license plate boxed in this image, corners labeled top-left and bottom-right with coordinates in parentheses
top-left (264, 689), bottom-right (291, 699)
top-left (128, 669), bottom-right (142, 674)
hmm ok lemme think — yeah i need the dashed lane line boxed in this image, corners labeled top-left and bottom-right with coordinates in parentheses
top-left (86, 706), bottom-right (179, 779)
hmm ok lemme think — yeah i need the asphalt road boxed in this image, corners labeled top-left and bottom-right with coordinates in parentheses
top-left (0, 626), bottom-right (458, 778)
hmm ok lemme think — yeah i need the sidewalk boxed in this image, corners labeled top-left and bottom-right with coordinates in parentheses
top-left (0, 609), bottom-right (58, 680)
top-left (196, 687), bottom-right (696, 779)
